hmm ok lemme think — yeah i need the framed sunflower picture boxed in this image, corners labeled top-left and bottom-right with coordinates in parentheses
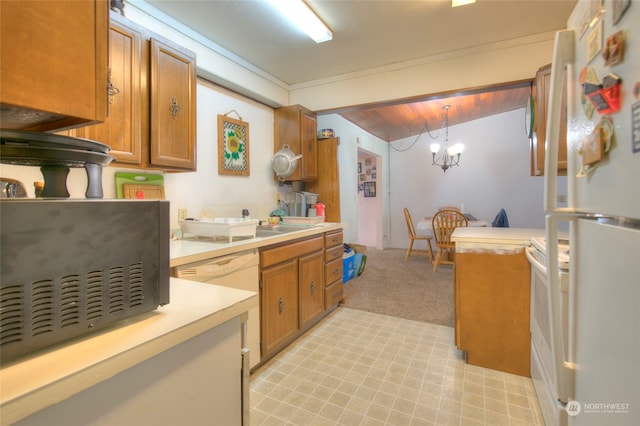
top-left (218, 114), bottom-right (250, 176)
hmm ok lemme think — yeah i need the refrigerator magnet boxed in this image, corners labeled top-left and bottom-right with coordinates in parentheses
top-left (602, 31), bottom-right (625, 66)
top-left (586, 19), bottom-right (603, 64)
top-left (578, 117), bottom-right (614, 175)
top-left (612, 0), bottom-right (631, 25)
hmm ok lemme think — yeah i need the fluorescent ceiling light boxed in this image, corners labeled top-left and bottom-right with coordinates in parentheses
top-left (452, 0), bottom-right (476, 7)
top-left (269, 0), bottom-right (332, 43)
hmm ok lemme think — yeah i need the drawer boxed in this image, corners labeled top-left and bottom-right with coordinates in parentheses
top-left (325, 257), bottom-right (343, 286)
top-left (260, 235), bottom-right (323, 268)
top-left (325, 280), bottom-right (343, 309)
top-left (324, 230), bottom-right (343, 248)
top-left (325, 245), bottom-right (342, 263)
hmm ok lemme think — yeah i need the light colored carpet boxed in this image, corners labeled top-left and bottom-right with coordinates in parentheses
top-left (341, 248), bottom-right (454, 327)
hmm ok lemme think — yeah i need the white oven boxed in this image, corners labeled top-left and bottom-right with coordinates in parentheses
top-left (525, 237), bottom-right (570, 426)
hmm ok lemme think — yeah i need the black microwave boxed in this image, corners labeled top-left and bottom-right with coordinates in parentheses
top-left (0, 199), bottom-right (170, 363)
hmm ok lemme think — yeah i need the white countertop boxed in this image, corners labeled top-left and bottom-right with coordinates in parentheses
top-left (0, 279), bottom-right (258, 425)
top-left (171, 222), bottom-right (344, 267)
top-left (452, 227), bottom-right (545, 252)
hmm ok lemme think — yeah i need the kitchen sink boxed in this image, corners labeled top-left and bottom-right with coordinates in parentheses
top-left (255, 225), bottom-right (311, 237)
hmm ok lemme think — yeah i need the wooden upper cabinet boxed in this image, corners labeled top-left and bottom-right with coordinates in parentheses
top-left (274, 105), bottom-right (318, 181)
top-left (78, 14), bottom-right (145, 165)
top-left (149, 38), bottom-right (197, 171)
top-left (531, 63), bottom-right (567, 176)
top-left (76, 14), bottom-right (196, 171)
top-left (0, 0), bottom-right (108, 132)
top-left (306, 137), bottom-right (341, 222)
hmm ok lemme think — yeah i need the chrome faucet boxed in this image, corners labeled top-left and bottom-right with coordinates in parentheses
top-left (242, 208), bottom-right (250, 219)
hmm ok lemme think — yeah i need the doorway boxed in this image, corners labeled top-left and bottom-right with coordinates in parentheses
top-left (357, 148), bottom-right (383, 249)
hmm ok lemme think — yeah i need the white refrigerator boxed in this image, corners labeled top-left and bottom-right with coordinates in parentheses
top-left (544, 0), bottom-right (640, 425)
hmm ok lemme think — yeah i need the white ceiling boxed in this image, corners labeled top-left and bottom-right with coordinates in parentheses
top-left (139, 0), bottom-right (576, 140)
top-left (143, 0), bottom-right (576, 86)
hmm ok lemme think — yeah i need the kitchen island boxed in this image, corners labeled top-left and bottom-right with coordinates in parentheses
top-left (452, 227), bottom-right (545, 377)
top-left (0, 279), bottom-right (257, 426)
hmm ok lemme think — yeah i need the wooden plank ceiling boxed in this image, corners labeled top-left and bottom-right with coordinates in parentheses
top-left (327, 81), bottom-right (534, 142)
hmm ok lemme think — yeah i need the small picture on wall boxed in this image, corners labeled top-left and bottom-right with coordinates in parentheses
top-left (365, 168), bottom-right (371, 176)
top-left (217, 114), bottom-right (250, 176)
top-left (364, 181), bottom-right (376, 197)
top-left (360, 174), bottom-right (366, 181)
top-left (358, 183), bottom-right (364, 192)
top-left (372, 172), bottom-right (377, 180)
top-left (365, 158), bottom-right (372, 166)
top-left (358, 162), bottom-right (362, 173)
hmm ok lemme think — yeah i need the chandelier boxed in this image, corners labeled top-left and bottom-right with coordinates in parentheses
top-left (429, 105), bottom-right (464, 173)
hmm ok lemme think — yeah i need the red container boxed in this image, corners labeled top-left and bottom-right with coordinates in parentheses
top-left (314, 202), bottom-right (326, 220)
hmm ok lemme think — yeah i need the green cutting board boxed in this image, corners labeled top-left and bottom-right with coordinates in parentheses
top-left (115, 172), bottom-right (164, 199)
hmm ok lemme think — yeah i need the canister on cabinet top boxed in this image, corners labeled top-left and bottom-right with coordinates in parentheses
top-left (314, 202), bottom-right (326, 220)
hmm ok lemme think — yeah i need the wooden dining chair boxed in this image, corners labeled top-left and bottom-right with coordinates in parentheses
top-left (403, 207), bottom-right (434, 263)
top-left (431, 208), bottom-right (468, 272)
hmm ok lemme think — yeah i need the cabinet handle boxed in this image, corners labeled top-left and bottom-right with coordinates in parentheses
top-left (332, 291), bottom-right (340, 298)
top-left (278, 296), bottom-right (285, 314)
top-left (333, 268), bottom-right (339, 274)
top-left (107, 68), bottom-right (120, 104)
top-left (310, 281), bottom-right (316, 295)
top-left (170, 96), bottom-right (181, 119)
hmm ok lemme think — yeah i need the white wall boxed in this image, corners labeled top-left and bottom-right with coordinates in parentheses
top-left (319, 109), bottom-right (568, 250)
top-left (164, 81), bottom-right (279, 225)
top-left (316, 115), bottom-right (389, 246)
top-left (0, 81), bottom-right (280, 233)
top-left (290, 32), bottom-right (557, 111)
top-left (390, 109), bottom-right (551, 249)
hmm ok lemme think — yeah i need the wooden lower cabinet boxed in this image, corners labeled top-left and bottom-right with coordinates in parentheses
top-left (325, 281), bottom-right (344, 309)
top-left (324, 230), bottom-right (344, 309)
top-left (259, 235), bottom-right (323, 360)
top-left (260, 259), bottom-right (299, 356)
top-left (455, 249), bottom-right (531, 377)
top-left (259, 231), bottom-right (343, 363)
top-left (298, 251), bottom-right (325, 329)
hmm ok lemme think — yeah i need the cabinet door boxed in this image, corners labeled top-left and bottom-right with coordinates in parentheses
top-left (306, 137), bottom-right (340, 222)
top-left (300, 110), bottom-right (318, 180)
top-left (149, 38), bottom-right (197, 170)
top-left (532, 64), bottom-right (567, 176)
top-left (261, 260), bottom-right (299, 356)
top-left (0, 0), bottom-right (108, 131)
top-left (298, 251), bottom-right (324, 329)
top-left (274, 105), bottom-right (317, 181)
top-left (77, 16), bottom-right (144, 165)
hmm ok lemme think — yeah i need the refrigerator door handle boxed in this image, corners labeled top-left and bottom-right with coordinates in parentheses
top-left (544, 30), bottom-right (575, 214)
top-left (546, 213), bottom-right (576, 402)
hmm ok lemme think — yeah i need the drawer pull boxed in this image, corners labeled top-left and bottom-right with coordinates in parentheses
top-left (310, 281), bottom-right (316, 295)
top-left (332, 291), bottom-right (340, 297)
top-left (333, 268), bottom-right (339, 274)
top-left (278, 296), bottom-right (285, 314)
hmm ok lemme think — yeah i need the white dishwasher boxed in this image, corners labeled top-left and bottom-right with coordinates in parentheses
top-left (174, 249), bottom-right (260, 369)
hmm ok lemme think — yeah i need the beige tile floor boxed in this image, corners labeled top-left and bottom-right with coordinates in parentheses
top-left (250, 307), bottom-right (544, 426)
